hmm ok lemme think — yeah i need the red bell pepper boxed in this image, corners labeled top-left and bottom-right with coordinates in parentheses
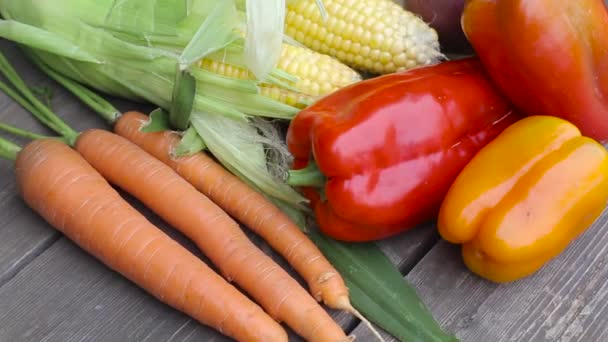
top-left (462, 0), bottom-right (608, 143)
top-left (286, 58), bottom-right (521, 242)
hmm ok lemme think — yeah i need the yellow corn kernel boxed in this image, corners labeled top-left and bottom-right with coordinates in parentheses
top-left (285, 0), bottom-right (443, 74)
top-left (198, 43), bottom-right (361, 108)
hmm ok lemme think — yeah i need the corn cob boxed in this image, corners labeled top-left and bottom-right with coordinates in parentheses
top-left (285, 0), bottom-right (443, 74)
top-left (199, 43), bottom-right (362, 108)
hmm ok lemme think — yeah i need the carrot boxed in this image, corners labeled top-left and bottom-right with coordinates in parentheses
top-left (0, 53), bottom-right (349, 341)
top-left (27, 54), bottom-right (355, 315)
top-left (115, 111), bottom-right (351, 309)
top-left (10, 138), bottom-right (288, 342)
top-left (74, 129), bottom-right (349, 341)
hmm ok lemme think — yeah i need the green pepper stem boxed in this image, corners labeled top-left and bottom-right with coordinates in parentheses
top-left (0, 136), bottom-right (21, 161)
top-left (287, 160), bottom-right (326, 188)
top-left (0, 51), bottom-right (79, 145)
top-left (26, 52), bottom-right (121, 124)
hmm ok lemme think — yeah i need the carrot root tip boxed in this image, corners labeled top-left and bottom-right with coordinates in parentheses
top-left (332, 295), bottom-right (352, 311)
top-left (345, 303), bottom-right (386, 342)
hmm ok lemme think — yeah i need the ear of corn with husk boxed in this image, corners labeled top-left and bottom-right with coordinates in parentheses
top-left (0, 0), bottom-right (361, 210)
top-left (285, 0), bottom-right (443, 74)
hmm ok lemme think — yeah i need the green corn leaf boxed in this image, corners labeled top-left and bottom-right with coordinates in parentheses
top-left (266, 189), bottom-right (455, 341)
top-left (197, 83), bottom-right (299, 119)
top-left (189, 67), bottom-right (258, 94)
top-left (173, 126), bottom-right (206, 157)
top-left (0, 20), bottom-right (100, 63)
top-left (0, 0), bottom-right (308, 209)
top-left (179, 0), bottom-right (240, 68)
top-left (140, 108), bottom-right (171, 133)
top-left (191, 111), bottom-right (307, 206)
top-left (308, 232), bottom-right (458, 342)
top-left (169, 67), bottom-right (196, 131)
top-left (244, 0), bottom-right (285, 81)
top-left (105, 0), bottom-right (188, 36)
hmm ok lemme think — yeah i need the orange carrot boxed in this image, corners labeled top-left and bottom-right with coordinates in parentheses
top-left (74, 129), bottom-right (349, 342)
top-left (115, 111), bottom-right (351, 309)
top-left (14, 139), bottom-right (287, 342)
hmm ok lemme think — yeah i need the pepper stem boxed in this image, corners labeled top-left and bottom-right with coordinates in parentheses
top-left (287, 160), bottom-right (326, 188)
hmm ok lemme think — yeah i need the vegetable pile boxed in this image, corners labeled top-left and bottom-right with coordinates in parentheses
top-left (0, 0), bottom-right (607, 341)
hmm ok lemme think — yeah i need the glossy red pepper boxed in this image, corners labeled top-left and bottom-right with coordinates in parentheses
top-left (286, 58), bottom-right (521, 242)
top-left (462, 0), bottom-right (608, 143)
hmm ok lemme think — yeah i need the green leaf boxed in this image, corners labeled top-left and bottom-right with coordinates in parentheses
top-left (173, 126), bottom-right (206, 157)
top-left (140, 108), bottom-right (171, 133)
top-left (153, 0), bottom-right (188, 33)
top-left (105, 0), bottom-right (188, 36)
top-left (0, 20), bottom-right (100, 63)
top-left (197, 80), bottom-right (299, 119)
top-left (169, 67), bottom-right (196, 131)
top-left (243, 0), bottom-right (285, 81)
top-left (188, 66), bottom-right (258, 94)
top-left (307, 231), bottom-right (458, 342)
top-left (179, 0), bottom-right (240, 68)
top-left (190, 111), bottom-right (307, 207)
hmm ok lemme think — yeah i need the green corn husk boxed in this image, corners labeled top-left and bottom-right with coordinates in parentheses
top-left (0, 0), bottom-right (307, 208)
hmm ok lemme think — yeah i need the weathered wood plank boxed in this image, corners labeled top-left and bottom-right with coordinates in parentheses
top-left (350, 209), bottom-right (608, 342)
top-left (308, 222), bottom-right (440, 335)
top-left (0, 237), bottom-right (231, 342)
top-left (0, 42), bottom-right (84, 285)
top-left (0, 204), bottom-right (438, 342)
top-left (0, 39), bottom-right (143, 286)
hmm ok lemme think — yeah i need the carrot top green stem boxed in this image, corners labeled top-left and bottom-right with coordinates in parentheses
top-left (0, 51), bottom-right (78, 144)
top-left (0, 77), bottom-right (42, 125)
top-left (0, 136), bottom-right (21, 160)
top-left (287, 160), bottom-right (326, 188)
top-left (0, 122), bottom-right (54, 141)
top-left (26, 52), bottom-right (121, 124)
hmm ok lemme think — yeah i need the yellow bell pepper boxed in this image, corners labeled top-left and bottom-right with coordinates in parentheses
top-left (438, 116), bottom-right (608, 282)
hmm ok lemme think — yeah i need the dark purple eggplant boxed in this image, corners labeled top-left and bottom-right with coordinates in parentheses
top-left (405, 0), bottom-right (473, 53)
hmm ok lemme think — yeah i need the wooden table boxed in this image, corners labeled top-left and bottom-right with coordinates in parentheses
top-left (1, 40), bottom-right (608, 342)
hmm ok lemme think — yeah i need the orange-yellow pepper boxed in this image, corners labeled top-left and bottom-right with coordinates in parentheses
top-left (438, 116), bottom-right (608, 282)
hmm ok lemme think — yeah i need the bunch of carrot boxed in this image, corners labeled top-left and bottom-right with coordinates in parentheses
top-left (0, 53), bottom-right (378, 341)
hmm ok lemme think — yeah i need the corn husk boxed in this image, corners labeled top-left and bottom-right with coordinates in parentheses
top-left (0, 0), bottom-right (307, 207)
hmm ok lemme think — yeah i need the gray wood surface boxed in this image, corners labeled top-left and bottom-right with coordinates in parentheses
top-left (2, 5), bottom-right (608, 340)
top-left (0, 41), bottom-right (440, 341)
top-left (0, 40), bottom-right (131, 287)
top-left (351, 209), bottom-right (608, 342)
top-left (0, 41), bottom-right (92, 287)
